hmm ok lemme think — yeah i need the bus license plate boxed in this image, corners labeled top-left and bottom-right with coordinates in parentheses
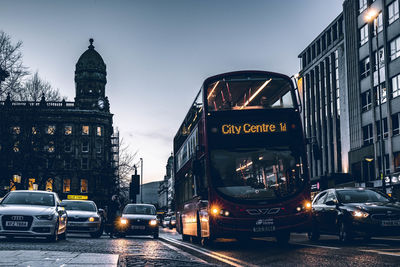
top-left (253, 226), bottom-right (275, 232)
top-left (6, 221), bottom-right (28, 227)
top-left (381, 220), bottom-right (400, 227)
top-left (131, 225), bottom-right (145, 230)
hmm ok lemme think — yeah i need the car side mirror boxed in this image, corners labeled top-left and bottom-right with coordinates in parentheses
top-left (325, 200), bottom-right (337, 206)
top-left (59, 202), bottom-right (66, 207)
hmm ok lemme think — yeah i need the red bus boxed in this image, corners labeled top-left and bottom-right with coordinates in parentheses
top-left (174, 71), bottom-right (311, 245)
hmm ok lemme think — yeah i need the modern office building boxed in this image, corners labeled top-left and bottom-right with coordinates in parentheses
top-left (343, 0), bottom-right (400, 195)
top-left (298, 13), bottom-right (352, 190)
top-left (299, 0), bottom-right (400, 196)
top-left (0, 39), bottom-right (116, 205)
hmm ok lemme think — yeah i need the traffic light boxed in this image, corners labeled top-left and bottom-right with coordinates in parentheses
top-left (130, 174), bottom-right (140, 198)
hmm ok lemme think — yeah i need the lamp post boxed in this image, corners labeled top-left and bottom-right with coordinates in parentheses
top-left (140, 158), bottom-right (143, 203)
top-left (365, 9), bottom-right (387, 193)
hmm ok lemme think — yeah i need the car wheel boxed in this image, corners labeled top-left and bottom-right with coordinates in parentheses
top-left (47, 222), bottom-right (59, 242)
top-left (153, 231), bottom-right (159, 239)
top-left (182, 234), bottom-right (190, 241)
top-left (115, 232), bottom-right (126, 238)
top-left (59, 230), bottom-right (67, 240)
top-left (339, 222), bottom-right (353, 243)
top-left (275, 231), bottom-right (290, 245)
top-left (307, 222), bottom-right (320, 241)
top-left (90, 230), bottom-right (103, 238)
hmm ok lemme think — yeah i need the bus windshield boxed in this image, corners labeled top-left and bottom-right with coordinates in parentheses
top-left (206, 75), bottom-right (294, 112)
top-left (210, 147), bottom-right (305, 201)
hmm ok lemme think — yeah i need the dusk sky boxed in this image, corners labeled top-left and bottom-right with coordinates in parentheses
top-left (1, 0), bottom-right (343, 183)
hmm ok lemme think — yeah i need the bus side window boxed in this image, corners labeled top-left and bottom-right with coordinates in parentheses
top-left (195, 159), bottom-right (208, 199)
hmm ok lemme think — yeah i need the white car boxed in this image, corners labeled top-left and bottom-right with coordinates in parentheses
top-left (61, 200), bottom-right (103, 238)
top-left (0, 190), bottom-right (67, 241)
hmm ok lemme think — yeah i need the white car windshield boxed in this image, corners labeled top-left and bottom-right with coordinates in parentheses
top-left (2, 192), bottom-right (55, 206)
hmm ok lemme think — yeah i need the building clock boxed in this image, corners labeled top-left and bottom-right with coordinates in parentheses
top-left (98, 98), bottom-right (105, 110)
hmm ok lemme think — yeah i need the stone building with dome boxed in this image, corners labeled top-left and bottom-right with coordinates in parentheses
top-left (0, 39), bottom-right (116, 206)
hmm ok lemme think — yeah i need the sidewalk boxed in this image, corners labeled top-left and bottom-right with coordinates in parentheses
top-left (0, 250), bottom-right (119, 267)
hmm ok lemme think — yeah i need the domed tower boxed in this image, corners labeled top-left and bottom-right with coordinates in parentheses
top-left (75, 38), bottom-right (109, 111)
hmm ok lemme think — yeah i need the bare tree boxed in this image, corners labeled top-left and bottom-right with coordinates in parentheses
top-left (118, 138), bottom-right (138, 189)
top-left (18, 71), bottom-right (63, 101)
top-left (0, 31), bottom-right (29, 99)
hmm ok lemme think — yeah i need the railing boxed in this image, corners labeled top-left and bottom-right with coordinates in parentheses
top-left (0, 100), bottom-right (75, 108)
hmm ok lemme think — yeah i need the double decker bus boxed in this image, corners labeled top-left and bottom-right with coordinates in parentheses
top-left (173, 71), bottom-right (311, 245)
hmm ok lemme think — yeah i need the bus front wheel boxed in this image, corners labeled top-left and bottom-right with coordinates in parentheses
top-left (182, 234), bottom-right (190, 241)
top-left (275, 231), bottom-right (290, 245)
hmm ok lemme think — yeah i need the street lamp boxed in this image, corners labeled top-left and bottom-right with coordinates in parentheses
top-left (365, 9), bottom-right (388, 193)
top-left (140, 158), bottom-right (143, 203)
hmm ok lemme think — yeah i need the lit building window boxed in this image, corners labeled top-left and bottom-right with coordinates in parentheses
top-left (96, 126), bottom-right (102, 136)
top-left (63, 179), bottom-right (71, 193)
top-left (10, 174), bottom-right (21, 191)
top-left (47, 125), bottom-right (56, 135)
top-left (47, 141), bottom-right (55, 153)
top-left (392, 74), bottom-right (400, 98)
top-left (32, 126), bottom-right (38, 135)
top-left (81, 158), bottom-right (89, 169)
top-left (82, 125), bottom-right (89, 135)
top-left (13, 141), bottom-right (20, 152)
top-left (359, 0), bottom-right (367, 13)
top-left (12, 126), bottom-right (21, 135)
top-left (388, 0), bottom-right (399, 25)
top-left (80, 179), bottom-right (88, 193)
top-left (82, 140), bottom-right (89, 152)
top-left (360, 24), bottom-right (368, 46)
top-left (46, 178), bottom-right (53, 192)
top-left (373, 12), bottom-right (383, 34)
top-left (374, 83), bottom-right (387, 104)
top-left (65, 125), bottom-right (72, 135)
top-left (390, 36), bottom-right (400, 61)
top-left (28, 178), bottom-right (36, 190)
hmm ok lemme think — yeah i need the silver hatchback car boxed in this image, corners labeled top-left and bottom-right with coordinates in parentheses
top-left (0, 190), bottom-right (67, 241)
top-left (62, 200), bottom-right (103, 238)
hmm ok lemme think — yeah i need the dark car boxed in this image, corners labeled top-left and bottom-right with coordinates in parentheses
top-left (308, 188), bottom-right (400, 242)
top-left (61, 200), bottom-right (104, 238)
top-left (117, 204), bottom-right (159, 239)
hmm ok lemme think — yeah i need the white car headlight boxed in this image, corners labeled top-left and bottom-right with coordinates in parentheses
top-left (36, 214), bottom-right (54, 220)
top-left (352, 210), bottom-right (369, 218)
top-left (149, 219), bottom-right (157, 226)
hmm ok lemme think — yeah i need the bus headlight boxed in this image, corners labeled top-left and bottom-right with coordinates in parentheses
top-left (211, 206), bottom-right (230, 217)
top-left (149, 219), bottom-right (157, 226)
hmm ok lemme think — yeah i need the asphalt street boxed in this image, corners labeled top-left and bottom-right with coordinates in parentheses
top-left (1, 228), bottom-right (400, 266)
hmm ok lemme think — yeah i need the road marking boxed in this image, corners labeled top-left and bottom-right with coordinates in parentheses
top-left (291, 242), bottom-right (341, 250)
top-left (361, 249), bottom-right (400, 257)
top-left (372, 237), bottom-right (400, 241)
top-left (365, 243), bottom-right (390, 247)
top-left (161, 240), bottom-right (209, 264)
top-left (161, 236), bottom-right (258, 267)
